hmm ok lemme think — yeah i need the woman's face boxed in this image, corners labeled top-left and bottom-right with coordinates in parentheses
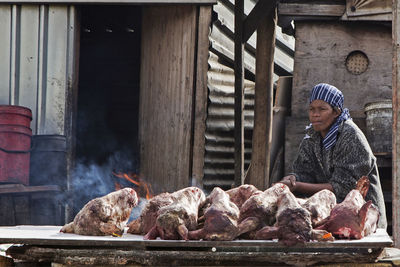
top-left (308, 99), bottom-right (340, 138)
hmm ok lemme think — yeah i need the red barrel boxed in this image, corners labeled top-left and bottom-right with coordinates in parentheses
top-left (0, 105), bottom-right (32, 185)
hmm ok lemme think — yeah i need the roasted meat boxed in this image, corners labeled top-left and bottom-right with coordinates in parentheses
top-left (188, 187), bottom-right (239, 241)
top-left (299, 189), bottom-right (337, 227)
top-left (255, 189), bottom-right (334, 245)
top-left (225, 184), bottom-right (261, 209)
top-left (60, 188), bottom-right (138, 236)
top-left (127, 192), bottom-right (174, 235)
top-left (316, 176), bottom-right (380, 239)
top-left (141, 187), bottom-right (205, 240)
top-left (236, 183), bottom-right (290, 237)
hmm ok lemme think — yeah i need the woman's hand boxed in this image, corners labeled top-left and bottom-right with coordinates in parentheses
top-left (279, 174), bottom-right (297, 192)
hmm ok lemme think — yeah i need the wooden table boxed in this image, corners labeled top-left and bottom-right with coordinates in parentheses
top-left (0, 226), bottom-right (393, 266)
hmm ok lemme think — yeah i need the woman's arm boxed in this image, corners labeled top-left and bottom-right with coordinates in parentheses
top-left (280, 174), bottom-right (333, 194)
top-left (293, 181), bottom-right (333, 195)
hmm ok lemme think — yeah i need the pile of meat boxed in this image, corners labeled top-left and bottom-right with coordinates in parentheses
top-left (61, 176), bottom-right (380, 246)
top-left (127, 176), bottom-right (379, 245)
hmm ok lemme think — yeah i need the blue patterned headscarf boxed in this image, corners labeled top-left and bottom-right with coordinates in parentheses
top-left (309, 83), bottom-right (351, 150)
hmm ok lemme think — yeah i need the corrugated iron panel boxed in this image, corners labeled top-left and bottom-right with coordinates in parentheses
top-left (203, 51), bottom-right (255, 190)
top-left (0, 4), bottom-right (77, 135)
top-left (211, 0), bottom-right (294, 76)
top-left (203, 0), bottom-right (294, 191)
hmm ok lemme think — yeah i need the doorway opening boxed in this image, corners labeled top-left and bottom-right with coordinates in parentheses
top-left (74, 5), bottom-right (142, 213)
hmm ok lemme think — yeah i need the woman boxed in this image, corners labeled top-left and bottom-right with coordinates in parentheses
top-left (281, 83), bottom-right (387, 229)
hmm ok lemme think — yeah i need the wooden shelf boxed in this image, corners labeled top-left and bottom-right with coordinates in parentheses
top-left (0, 184), bottom-right (61, 195)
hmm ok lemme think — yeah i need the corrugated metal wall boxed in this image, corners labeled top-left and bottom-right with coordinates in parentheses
top-left (0, 4), bottom-right (77, 135)
top-left (203, 0), bottom-right (294, 191)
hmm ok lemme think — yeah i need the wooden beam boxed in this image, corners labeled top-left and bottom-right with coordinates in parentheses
top-left (0, 184), bottom-right (61, 194)
top-left (234, 0), bottom-right (245, 187)
top-left (392, 0), bottom-right (400, 249)
top-left (246, 8), bottom-right (276, 190)
top-left (243, 0), bottom-right (277, 43)
top-left (191, 5), bottom-right (212, 188)
top-left (278, 3), bottom-right (345, 17)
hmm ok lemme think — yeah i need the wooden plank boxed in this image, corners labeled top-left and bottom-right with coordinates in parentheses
top-left (63, 5), bottom-right (79, 224)
top-left (392, 0), bottom-right (400, 249)
top-left (5, 245), bottom-right (389, 266)
top-left (278, 3), bottom-right (345, 17)
top-left (270, 76), bottom-right (292, 184)
top-left (191, 5), bottom-right (212, 188)
top-left (0, 226), bottom-right (392, 249)
top-left (139, 6), bottom-right (197, 193)
top-left (41, 5), bottom-right (69, 135)
top-left (0, 5), bottom-right (11, 104)
top-left (18, 5), bottom-right (40, 133)
top-left (242, 0), bottom-right (276, 43)
top-left (0, 184), bottom-right (60, 194)
top-left (234, 0), bottom-right (244, 187)
top-left (246, 9), bottom-right (276, 190)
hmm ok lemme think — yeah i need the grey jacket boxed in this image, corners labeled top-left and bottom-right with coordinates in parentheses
top-left (292, 119), bottom-right (387, 229)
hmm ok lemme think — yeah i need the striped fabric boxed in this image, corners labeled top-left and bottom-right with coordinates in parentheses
top-left (309, 83), bottom-right (351, 150)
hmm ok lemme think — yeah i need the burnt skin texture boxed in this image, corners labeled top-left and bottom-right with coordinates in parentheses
top-left (142, 187), bottom-right (205, 240)
top-left (127, 192), bottom-right (174, 235)
top-left (299, 189), bottom-right (337, 227)
top-left (255, 189), bottom-right (334, 245)
top-left (225, 184), bottom-right (261, 209)
top-left (60, 188), bottom-right (138, 236)
top-left (237, 183), bottom-right (290, 237)
top-left (188, 187), bottom-right (240, 241)
top-left (316, 176), bottom-right (380, 239)
top-left (255, 189), bottom-right (313, 246)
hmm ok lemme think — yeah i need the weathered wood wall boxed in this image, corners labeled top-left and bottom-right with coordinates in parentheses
top-left (139, 5), bottom-right (204, 194)
top-left (285, 21), bottom-right (392, 175)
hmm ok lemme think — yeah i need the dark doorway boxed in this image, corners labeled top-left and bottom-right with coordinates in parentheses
top-left (74, 5), bottom-right (141, 212)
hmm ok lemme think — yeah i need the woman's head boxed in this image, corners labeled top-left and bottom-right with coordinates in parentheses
top-left (306, 83), bottom-right (351, 150)
top-left (308, 83), bottom-right (344, 137)
top-left (309, 83), bottom-right (344, 110)
top-left (308, 99), bottom-right (340, 137)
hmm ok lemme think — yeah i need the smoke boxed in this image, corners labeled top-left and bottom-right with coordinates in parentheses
top-left (129, 197), bottom-right (148, 222)
top-left (71, 149), bottom-right (140, 216)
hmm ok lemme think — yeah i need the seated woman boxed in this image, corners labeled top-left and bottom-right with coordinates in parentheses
top-left (280, 83), bottom-right (387, 229)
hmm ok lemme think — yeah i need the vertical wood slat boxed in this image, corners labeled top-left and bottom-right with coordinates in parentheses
top-left (392, 0), bottom-right (400, 248)
top-left (64, 5), bottom-right (79, 223)
top-left (43, 5), bottom-right (68, 135)
top-left (10, 4), bottom-right (20, 105)
top-left (191, 5), bottom-right (212, 188)
top-left (19, 5), bottom-right (40, 134)
top-left (0, 5), bottom-right (11, 104)
top-left (234, 0), bottom-right (244, 187)
top-left (247, 8), bottom-right (276, 190)
top-left (36, 4), bottom-right (48, 134)
top-left (140, 6), bottom-right (197, 194)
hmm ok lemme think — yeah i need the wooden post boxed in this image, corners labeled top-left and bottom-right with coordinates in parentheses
top-left (234, 0), bottom-right (245, 187)
top-left (246, 8), bottom-right (277, 190)
top-left (392, 0), bottom-right (400, 248)
top-left (191, 6), bottom-right (212, 188)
